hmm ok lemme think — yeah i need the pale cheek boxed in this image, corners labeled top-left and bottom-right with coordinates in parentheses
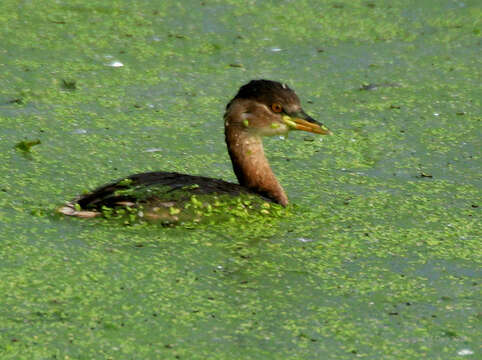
top-left (256, 123), bottom-right (289, 137)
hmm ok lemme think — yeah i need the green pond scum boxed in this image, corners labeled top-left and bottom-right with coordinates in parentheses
top-left (87, 191), bottom-right (287, 227)
top-left (0, 0), bottom-right (480, 359)
top-left (14, 139), bottom-right (41, 153)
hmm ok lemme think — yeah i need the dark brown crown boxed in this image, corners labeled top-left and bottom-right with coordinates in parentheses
top-left (227, 79), bottom-right (300, 109)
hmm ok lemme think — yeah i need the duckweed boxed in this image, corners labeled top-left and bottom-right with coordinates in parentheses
top-left (0, 0), bottom-right (480, 359)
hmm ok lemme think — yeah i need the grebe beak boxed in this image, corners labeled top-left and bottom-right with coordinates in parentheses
top-left (282, 110), bottom-right (332, 135)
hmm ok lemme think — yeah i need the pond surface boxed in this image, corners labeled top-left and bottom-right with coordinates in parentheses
top-left (0, 0), bottom-right (480, 358)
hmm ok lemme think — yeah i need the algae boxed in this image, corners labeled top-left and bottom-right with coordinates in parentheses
top-left (0, 0), bottom-right (480, 359)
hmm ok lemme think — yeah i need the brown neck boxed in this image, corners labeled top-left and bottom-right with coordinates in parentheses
top-left (225, 124), bottom-right (288, 206)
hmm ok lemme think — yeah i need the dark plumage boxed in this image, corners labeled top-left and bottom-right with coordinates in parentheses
top-left (74, 171), bottom-right (266, 210)
top-left (227, 80), bottom-right (298, 109)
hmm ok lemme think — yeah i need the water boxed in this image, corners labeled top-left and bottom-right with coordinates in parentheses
top-left (0, 0), bottom-right (480, 358)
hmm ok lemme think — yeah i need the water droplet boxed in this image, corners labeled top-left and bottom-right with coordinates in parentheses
top-left (297, 237), bottom-right (314, 243)
top-left (457, 349), bottom-right (473, 356)
top-left (106, 61), bottom-right (124, 67)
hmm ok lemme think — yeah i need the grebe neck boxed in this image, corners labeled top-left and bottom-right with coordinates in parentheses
top-left (225, 125), bottom-right (288, 206)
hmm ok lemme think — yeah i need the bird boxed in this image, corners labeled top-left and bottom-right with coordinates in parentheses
top-left (58, 79), bottom-right (331, 223)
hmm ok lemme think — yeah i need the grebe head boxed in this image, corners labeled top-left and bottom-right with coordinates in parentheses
top-left (224, 79), bottom-right (331, 137)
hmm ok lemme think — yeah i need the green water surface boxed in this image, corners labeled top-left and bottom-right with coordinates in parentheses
top-left (0, 0), bottom-right (480, 359)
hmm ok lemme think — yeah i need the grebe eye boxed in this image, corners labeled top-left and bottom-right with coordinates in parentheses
top-left (271, 103), bottom-right (282, 113)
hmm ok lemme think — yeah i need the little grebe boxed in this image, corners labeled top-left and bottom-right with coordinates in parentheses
top-left (59, 79), bottom-right (331, 221)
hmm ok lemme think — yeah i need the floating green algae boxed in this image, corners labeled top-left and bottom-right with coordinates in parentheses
top-left (14, 139), bottom-right (41, 152)
top-left (91, 192), bottom-right (287, 227)
top-left (0, 0), bottom-right (480, 359)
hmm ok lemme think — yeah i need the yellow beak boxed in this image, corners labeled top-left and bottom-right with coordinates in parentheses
top-left (283, 114), bottom-right (332, 135)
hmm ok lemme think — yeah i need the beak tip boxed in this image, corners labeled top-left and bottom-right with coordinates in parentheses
top-left (319, 126), bottom-right (332, 136)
